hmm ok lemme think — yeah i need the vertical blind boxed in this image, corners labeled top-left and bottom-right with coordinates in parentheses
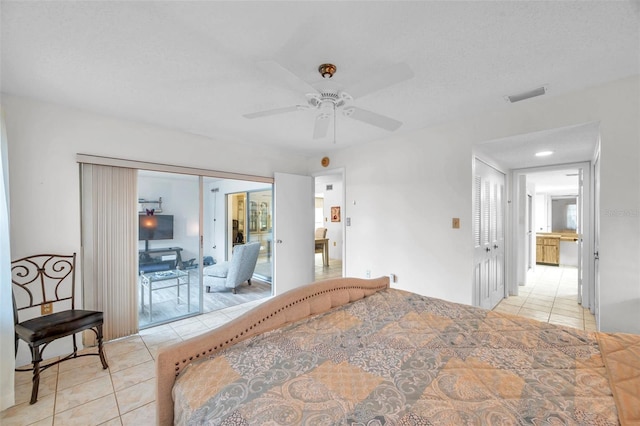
top-left (81, 163), bottom-right (138, 342)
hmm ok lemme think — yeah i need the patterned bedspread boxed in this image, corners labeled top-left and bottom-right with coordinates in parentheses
top-left (173, 289), bottom-right (639, 425)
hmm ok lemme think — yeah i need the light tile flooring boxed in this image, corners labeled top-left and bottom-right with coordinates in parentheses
top-left (2, 257), bottom-right (344, 425)
top-left (493, 264), bottom-right (597, 332)
top-left (1, 299), bottom-right (269, 426)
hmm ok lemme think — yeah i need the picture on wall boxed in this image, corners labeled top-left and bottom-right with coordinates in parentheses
top-left (331, 206), bottom-right (341, 222)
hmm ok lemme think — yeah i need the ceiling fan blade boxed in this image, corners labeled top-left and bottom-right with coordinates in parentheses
top-left (347, 62), bottom-right (414, 99)
top-left (344, 107), bottom-right (402, 132)
top-left (257, 60), bottom-right (318, 95)
top-left (313, 114), bottom-right (331, 139)
top-left (243, 105), bottom-right (306, 119)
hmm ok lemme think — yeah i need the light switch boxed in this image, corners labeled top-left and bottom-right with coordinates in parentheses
top-left (452, 218), bottom-right (460, 229)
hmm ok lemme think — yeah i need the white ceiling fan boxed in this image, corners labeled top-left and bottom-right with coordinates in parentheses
top-left (243, 62), bottom-right (414, 141)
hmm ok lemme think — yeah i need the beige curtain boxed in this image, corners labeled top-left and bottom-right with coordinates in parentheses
top-left (81, 163), bottom-right (138, 343)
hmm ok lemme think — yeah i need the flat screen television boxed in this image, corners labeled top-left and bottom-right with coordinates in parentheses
top-left (139, 215), bottom-right (174, 241)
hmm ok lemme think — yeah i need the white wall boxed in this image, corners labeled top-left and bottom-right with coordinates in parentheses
top-left (2, 95), bottom-right (307, 368)
top-left (560, 241), bottom-right (578, 267)
top-left (317, 127), bottom-right (475, 305)
top-left (308, 76), bottom-right (640, 334)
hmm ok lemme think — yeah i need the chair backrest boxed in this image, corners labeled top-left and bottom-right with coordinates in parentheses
top-left (12, 253), bottom-right (77, 322)
top-left (315, 227), bottom-right (327, 239)
top-left (226, 242), bottom-right (261, 287)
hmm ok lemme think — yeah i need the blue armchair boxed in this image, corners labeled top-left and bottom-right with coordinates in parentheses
top-left (203, 242), bottom-right (260, 294)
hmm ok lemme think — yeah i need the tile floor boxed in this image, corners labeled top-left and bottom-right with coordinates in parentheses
top-left (2, 257), bottom-right (344, 425)
top-left (493, 264), bottom-right (597, 331)
top-left (1, 298), bottom-right (270, 426)
top-left (3, 263), bottom-right (594, 425)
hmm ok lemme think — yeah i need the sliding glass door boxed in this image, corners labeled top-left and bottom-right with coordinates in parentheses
top-left (138, 171), bottom-right (202, 328)
top-left (79, 154), bottom-right (277, 336)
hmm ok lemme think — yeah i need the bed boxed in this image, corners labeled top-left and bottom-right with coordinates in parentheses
top-left (156, 277), bottom-right (640, 425)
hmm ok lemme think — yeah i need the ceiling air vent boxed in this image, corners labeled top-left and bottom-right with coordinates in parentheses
top-left (505, 86), bottom-right (547, 103)
top-left (326, 184), bottom-right (333, 191)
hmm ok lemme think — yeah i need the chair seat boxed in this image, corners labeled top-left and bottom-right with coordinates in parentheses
top-left (203, 262), bottom-right (229, 278)
top-left (15, 310), bottom-right (104, 346)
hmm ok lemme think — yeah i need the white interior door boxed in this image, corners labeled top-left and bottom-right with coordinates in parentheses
top-left (274, 172), bottom-right (314, 295)
top-left (473, 159), bottom-right (506, 309)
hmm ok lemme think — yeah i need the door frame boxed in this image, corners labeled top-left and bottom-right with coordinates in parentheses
top-left (312, 167), bottom-right (346, 279)
top-left (509, 162), bottom-right (594, 311)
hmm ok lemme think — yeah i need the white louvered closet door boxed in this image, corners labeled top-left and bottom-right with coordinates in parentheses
top-left (473, 159), bottom-right (506, 309)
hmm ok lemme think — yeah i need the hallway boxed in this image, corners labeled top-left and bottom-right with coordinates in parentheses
top-left (493, 265), bottom-right (596, 332)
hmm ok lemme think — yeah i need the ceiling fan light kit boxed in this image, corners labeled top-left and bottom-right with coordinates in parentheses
top-left (243, 61), bottom-right (413, 142)
top-left (318, 63), bottom-right (337, 78)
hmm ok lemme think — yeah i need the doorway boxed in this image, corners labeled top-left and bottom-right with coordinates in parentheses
top-left (511, 163), bottom-right (594, 314)
top-left (226, 188), bottom-right (273, 283)
top-left (313, 169), bottom-right (345, 282)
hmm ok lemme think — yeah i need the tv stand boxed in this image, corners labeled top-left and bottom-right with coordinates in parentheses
top-left (139, 247), bottom-right (184, 274)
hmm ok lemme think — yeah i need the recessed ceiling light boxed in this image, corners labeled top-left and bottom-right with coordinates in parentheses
top-left (535, 151), bottom-right (553, 157)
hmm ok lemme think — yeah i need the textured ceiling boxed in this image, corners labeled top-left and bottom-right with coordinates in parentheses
top-left (475, 121), bottom-right (601, 170)
top-left (1, 1), bottom-right (639, 155)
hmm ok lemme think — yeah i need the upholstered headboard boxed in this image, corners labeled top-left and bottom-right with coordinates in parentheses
top-left (155, 276), bottom-right (390, 425)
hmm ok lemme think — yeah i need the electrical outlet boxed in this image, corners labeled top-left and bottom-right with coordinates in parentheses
top-left (452, 218), bottom-right (460, 229)
top-left (333, 241), bottom-right (336, 246)
top-left (366, 270), bottom-right (371, 278)
top-left (41, 302), bottom-right (53, 315)
top-left (389, 273), bottom-right (397, 283)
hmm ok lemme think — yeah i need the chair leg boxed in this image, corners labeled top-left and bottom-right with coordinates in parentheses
top-left (29, 345), bottom-right (42, 405)
top-left (72, 333), bottom-right (79, 358)
top-left (247, 279), bottom-right (252, 286)
top-left (96, 325), bottom-right (108, 369)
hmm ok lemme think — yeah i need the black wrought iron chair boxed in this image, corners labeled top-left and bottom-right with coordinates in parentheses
top-left (12, 253), bottom-right (108, 404)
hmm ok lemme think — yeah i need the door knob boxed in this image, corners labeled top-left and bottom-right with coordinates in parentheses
top-left (485, 247), bottom-right (490, 252)
top-left (276, 239), bottom-right (283, 244)
top-left (494, 244), bottom-right (498, 249)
